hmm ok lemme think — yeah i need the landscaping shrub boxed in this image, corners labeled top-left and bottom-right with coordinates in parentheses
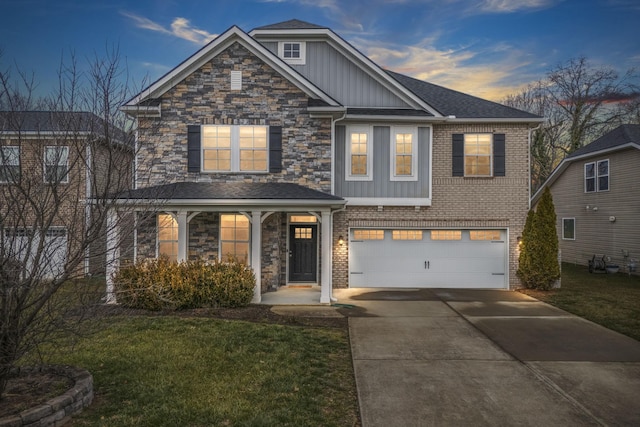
top-left (113, 257), bottom-right (255, 310)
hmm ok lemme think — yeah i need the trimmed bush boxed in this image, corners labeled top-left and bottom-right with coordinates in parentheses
top-left (113, 257), bottom-right (255, 310)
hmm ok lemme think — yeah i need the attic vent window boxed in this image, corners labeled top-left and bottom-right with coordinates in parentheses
top-left (230, 70), bottom-right (242, 90)
top-left (278, 41), bottom-right (306, 65)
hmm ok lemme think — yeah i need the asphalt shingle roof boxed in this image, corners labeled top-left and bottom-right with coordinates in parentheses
top-left (252, 19), bottom-right (328, 31)
top-left (386, 70), bottom-right (541, 119)
top-left (121, 182), bottom-right (344, 201)
top-left (567, 124), bottom-right (640, 158)
top-left (0, 111), bottom-right (104, 132)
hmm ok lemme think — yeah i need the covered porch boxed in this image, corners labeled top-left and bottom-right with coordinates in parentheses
top-left (106, 182), bottom-right (345, 304)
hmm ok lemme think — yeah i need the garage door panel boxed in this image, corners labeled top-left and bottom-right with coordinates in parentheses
top-left (349, 229), bottom-right (507, 289)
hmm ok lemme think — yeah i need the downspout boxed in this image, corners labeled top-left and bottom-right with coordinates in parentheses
top-left (329, 109), bottom-right (348, 302)
top-left (527, 123), bottom-right (543, 209)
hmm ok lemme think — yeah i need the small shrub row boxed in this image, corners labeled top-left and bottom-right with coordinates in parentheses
top-left (113, 257), bottom-right (255, 310)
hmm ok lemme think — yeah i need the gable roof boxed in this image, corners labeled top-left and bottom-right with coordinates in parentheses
top-left (122, 25), bottom-right (339, 114)
top-left (387, 71), bottom-right (541, 120)
top-left (531, 124), bottom-right (640, 204)
top-left (253, 19), bottom-right (328, 31)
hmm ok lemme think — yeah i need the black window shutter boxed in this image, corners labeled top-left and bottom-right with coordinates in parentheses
top-left (187, 125), bottom-right (201, 173)
top-left (493, 134), bottom-right (505, 177)
top-left (269, 126), bottom-right (283, 173)
top-left (452, 134), bottom-right (464, 176)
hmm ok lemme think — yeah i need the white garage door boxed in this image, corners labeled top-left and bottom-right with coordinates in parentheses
top-left (349, 229), bottom-right (507, 288)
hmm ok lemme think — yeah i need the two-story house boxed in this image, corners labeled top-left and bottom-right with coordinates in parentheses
top-left (113, 19), bottom-right (543, 303)
top-left (531, 124), bottom-right (640, 270)
top-left (0, 111), bottom-right (131, 279)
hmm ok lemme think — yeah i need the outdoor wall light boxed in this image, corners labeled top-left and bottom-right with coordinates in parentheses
top-left (338, 235), bottom-right (344, 245)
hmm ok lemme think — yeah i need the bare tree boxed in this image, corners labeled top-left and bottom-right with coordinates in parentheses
top-left (504, 56), bottom-right (640, 191)
top-left (0, 48), bottom-right (147, 398)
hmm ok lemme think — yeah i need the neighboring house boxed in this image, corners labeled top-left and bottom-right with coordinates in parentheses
top-left (0, 111), bottom-right (131, 278)
top-left (113, 19), bottom-right (542, 303)
top-left (532, 124), bottom-right (640, 270)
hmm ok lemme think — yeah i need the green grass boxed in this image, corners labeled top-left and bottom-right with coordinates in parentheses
top-left (39, 316), bottom-right (359, 427)
top-left (522, 263), bottom-right (640, 341)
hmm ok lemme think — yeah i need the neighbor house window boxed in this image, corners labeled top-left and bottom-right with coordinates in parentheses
top-left (44, 146), bottom-right (69, 183)
top-left (470, 230), bottom-right (501, 241)
top-left (278, 41), bottom-right (306, 64)
top-left (353, 229), bottom-right (384, 240)
top-left (585, 160), bottom-right (609, 192)
top-left (464, 134), bottom-right (492, 176)
top-left (0, 146), bottom-right (20, 183)
top-left (391, 127), bottom-right (418, 181)
top-left (346, 126), bottom-right (372, 180)
top-left (431, 230), bottom-right (462, 241)
top-left (202, 125), bottom-right (267, 173)
top-left (562, 218), bottom-right (575, 240)
top-left (220, 214), bottom-right (250, 263)
top-left (158, 214), bottom-right (178, 261)
top-left (392, 230), bottom-right (423, 240)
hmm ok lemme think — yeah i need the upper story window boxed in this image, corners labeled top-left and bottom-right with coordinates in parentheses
top-left (278, 41), bottom-right (306, 65)
top-left (452, 133), bottom-right (505, 178)
top-left (157, 213), bottom-right (178, 262)
top-left (391, 127), bottom-right (418, 181)
top-left (0, 146), bottom-right (20, 183)
top-left (44, 146), bottom-right (69, 183)
top-left (202, 125), bottom-right (268, 173)
top-left (585, 160), bottom-right (609, 192)
top-left (346, 125), bottom-right (372, 181)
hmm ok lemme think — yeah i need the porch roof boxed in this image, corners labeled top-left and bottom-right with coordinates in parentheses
top-left (117, 182), bottom-right (345, 208)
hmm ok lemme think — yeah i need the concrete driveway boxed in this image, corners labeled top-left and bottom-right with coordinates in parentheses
top-left (333, 288), bottom-right (640, 427)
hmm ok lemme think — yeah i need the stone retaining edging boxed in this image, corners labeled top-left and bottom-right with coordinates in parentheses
top-left (0, 365), bottom-right (93, 427)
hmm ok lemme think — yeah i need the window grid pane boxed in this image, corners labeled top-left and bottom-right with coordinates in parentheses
top-left (395, 133), bottom-right (413, 176)
top-left (392, 230), bottom-right (423, 240)
top-left (353, 229), bottom-right (384, 240)
top-left (0, 146), bottom-right (20, 183)
top-left (220, 214), bottom-right (250, 263)
top-left (44, 146), bottom-right (68, 183)
top-left (203, 126), bottom-right (232, 172)
top-left (350, 132), bottom-right (368, 175)
top-left (431, 230), bottom-right (462, 241)
top-left (597, 160), bottom-right (609, 191)
top-left (470, 230), bottom-right (501, 241)
top-left (158, 214), bottom-right (178, 262)
top-left (464, 134), bottom-right (492, 176)
top-left (294, 227), bottom-right (313, 239)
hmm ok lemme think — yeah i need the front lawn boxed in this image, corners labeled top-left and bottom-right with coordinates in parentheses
top-left (40, 315), bottom-right (360, 426)
top-left (521, 263), bottom-right (640, 341)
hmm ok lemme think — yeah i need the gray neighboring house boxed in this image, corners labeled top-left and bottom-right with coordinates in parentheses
top-left (114, 19), bottom-right (543, 303)
top-left (532, 124), bottom-right (640, 270)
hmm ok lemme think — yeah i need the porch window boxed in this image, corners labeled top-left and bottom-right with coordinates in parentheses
top-left (220, 214), bottom-right (250, 263)
top-left (158, 214), bottom-right (178, 261)
top-left (0, 146), bottom-right (20, 183)
top-left (290, 215), bottom-right (317, 223)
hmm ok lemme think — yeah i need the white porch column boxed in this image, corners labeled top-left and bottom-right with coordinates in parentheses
top-left (251, 211), bottom-right (262, 303)
top-left (105, 209), bottom-right (120, 304)
top-left (320, 210), bottom-right (332, 304)
top-left (177, 211), bottom-right (188, 262)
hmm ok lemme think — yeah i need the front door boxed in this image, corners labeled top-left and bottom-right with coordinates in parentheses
top-left (289, 224), bottom-right (318, 282)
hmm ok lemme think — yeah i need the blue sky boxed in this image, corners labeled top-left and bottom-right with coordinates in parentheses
top-left (1, 0), bottom-right (639, 102)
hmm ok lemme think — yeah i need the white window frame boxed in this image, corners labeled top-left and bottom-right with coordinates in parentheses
top-left (464, 134), bottom-right (493, 177)
top-left (201, 125), bottom-right (268, 173)
top-left (219, 213), bottom-right (250, 263)
top-left (390, 126), bottom-right (418, 181)
top-left (278, 41), bottom-right (306, 65)
top-left (562, 218), bottom-right (576, 240)
top-left (44, 146), bottom-right (69, 183)
top-left (584, 159), bottom-right (609, 193)
top-left (0, 146), bottom-right (20, 183)
top-left (157, 213), bottom-right (178, 262)
top-left (346, 125), bottom-right (372, 181)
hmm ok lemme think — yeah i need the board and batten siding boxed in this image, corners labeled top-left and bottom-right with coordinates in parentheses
top-left (260, 40), bottom-right (411, 108)
top-left (547, 147), bottom-right (640, 267)
top-left (334, 125), bottom-right (430, 199)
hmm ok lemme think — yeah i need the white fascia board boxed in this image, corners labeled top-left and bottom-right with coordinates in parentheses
top-left (444, 117), bottom-right (546, 124)
top-left (343, 114), bottom-right (438, 123)
top-left (124, 26), bottom-right (338, 108)
top-left (345, 197), bottom-right (432, 207)
top-left (252, 27), bottom-right (441, 116)
top-left (120, 105), bottom-right (161, 118)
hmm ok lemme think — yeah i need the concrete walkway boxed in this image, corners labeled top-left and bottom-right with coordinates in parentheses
top-left (333, 288), bottom-right (640, 427)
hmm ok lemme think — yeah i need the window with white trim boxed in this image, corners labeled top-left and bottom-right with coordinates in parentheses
top-left (44, 146), bottom-right (69, 183)
top-left (220, 214), bottom-right (250, 263)
top-left (158, 214), bottom-right (178, 261)
top-left (585, 160), bottom-right (609, 192)
top-left (346, 126), bottom-right (372, 180)
top-left (464, 134), bottom-right (492, 176)
top-left (562, 218), bottom-right (575, 240)
top-left (353, 229), bottom-right (384, 240)
top-left (202, 125), bottom-right (268, 173)
top-left (391, 127), bottom-right (418, 181)
top-left (0, 146), bottom-right (20, 183)
top-left (392, 230), bottom-right (423, 240)
top-left (278, 41), bottom-right (306, 65)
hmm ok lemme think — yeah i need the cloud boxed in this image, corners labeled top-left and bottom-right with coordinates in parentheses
top-left (259, 0), bottom-right (364, 31)
top-left (476, 0), bottom-right (557, 13)
top-left (354, 36), bottom-right (538, 100)
top-left (121, 11), bottom-right (218, 45)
